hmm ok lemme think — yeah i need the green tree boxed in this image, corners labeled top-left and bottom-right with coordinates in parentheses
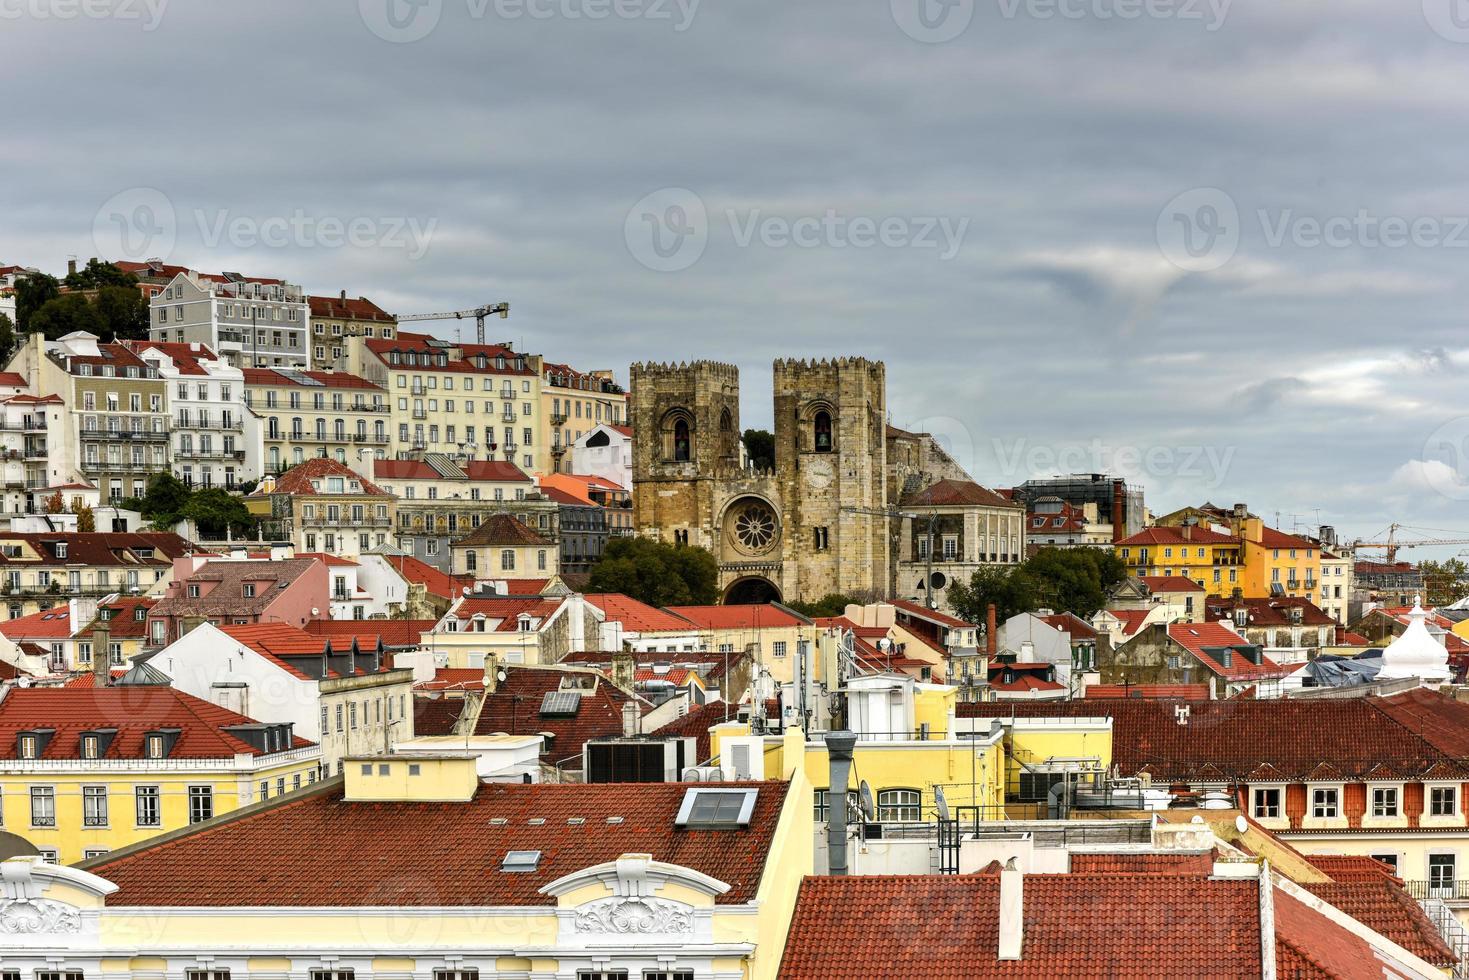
top-left (93, 285), bottom-right (149, 341)
top-left (742, 429), bottom-right (775, 471)
top-left (63, 259), bottom-right (135, 291)
top-left (1420, 558), bottom-right (1469, 608)
top-left (137, 471), bottom-right (192, 528)
top-left (75, 502), bottom-right (95, 533)
top-left (786, 593), bottom-right (857, 618)
top-left (13, 272), bottom-right (59, 329)
top-left (180, 487), bottom-right (254, 537)
top-left (1019, 547), bottom-right (1127, 619)
top-left (0, 313), bottom-right (15, 361)
top-left (587, 536), bottom-right (719, 607)
top-left (28, 293), bottom-right (105, 340)
top-left (946, 565), bottom-right (1037, 626)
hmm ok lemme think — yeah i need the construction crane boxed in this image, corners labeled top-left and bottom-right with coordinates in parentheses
top-left (1350, 523), bottom-right (1469, 563)
top-left (396, 302), bottom-right (510, 346)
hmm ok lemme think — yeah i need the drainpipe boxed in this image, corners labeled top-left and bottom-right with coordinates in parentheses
top-left (825, 730), bottom-right (857, 876)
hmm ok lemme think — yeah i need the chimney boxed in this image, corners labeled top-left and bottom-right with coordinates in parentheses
top-left (621, 700), bottom-right (640, 737)
top-left (340, 289), bottom-right (347, 300)
top-left (998, 857), bottom-right (1024, 960)
top-left (67, 257), bottom-right (77, 277)
top-left (986, 604), bottom-right (997, 657)
top-left (91, 607), bottom-right (112, 688)
top-left (1111, 479), bottom-right (1126, 544)
top-left (824, 731), bottom-right (858, 876)
top-left (481, 654), bottom-right (500, 693)
top-left (611, 651), bottom-right (636, 693)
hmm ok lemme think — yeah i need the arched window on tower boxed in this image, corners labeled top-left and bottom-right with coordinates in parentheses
top-left (814, 410), bottom-right (833, 453)
top-left (674, 418), bottom-right (691, 462)
top-left (719, 407), bottom-right (736, 458)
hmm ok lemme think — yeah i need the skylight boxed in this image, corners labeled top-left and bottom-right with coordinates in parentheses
top-left (501, 850), bottom-right (541, 872)
top-left (675, 788), bottom-right (758, 829)
top-left (539, 691), bottom-right (581, 717)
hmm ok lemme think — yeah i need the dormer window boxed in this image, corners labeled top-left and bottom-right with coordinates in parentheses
top-left (243, 583), bottom-right (256, 598)
top-left (188, 584), bottom-right (201, 598)
top-left (135, 607), bottom-right (146, 621)
top-left (81, 734), bottom-right (100, 759)
top-left (55, 543), bottom-right (67, 559)
top-left (145, 734), bottom-right (167, 759)
top-left (18, 734), bottom-right (37, 759)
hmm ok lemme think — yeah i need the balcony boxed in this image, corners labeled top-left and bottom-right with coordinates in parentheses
top-left (412, 410), bottom-right (427, 420)
top-left (500, 411), bottom-right (517, 423)
top-left (22, 443), bottom-right (46, 461)
top-left (550, 412), bottom-right (568, 426)
top-left (1406, 879), bottom-right (1469, 902)
top-left (86, 429), bottom-right (169, 442)
top-left (353, 434), bottom-right (390, 444)
top-left (332, 590), bottom-right (351, 602)
top-left (81, 459), bottom-right (161, 473)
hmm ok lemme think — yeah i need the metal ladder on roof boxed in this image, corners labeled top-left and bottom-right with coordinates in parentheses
top-left (1420, 897), bottom-right (1469, 980)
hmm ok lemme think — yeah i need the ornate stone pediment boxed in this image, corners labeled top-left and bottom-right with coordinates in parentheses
top-left (572, 897), bottom-right (693, 936)
top-left (0, 897), bottom-right (80, 934)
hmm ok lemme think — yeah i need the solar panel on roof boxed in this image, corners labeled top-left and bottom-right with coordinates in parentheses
top-left (275, 369), bottom-right (323, 387)
top-left (539, 691), bottom-right (581, 717)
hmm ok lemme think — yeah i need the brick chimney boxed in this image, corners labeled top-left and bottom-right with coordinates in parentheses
top-left (611, 651), bottom-right (636, 693)
top-left (986, 603), bottom-right (997, 657)
top-left (91, 607), bottom-right (112, 688)
top-left (1111, 479), bottom-right (1126, 544)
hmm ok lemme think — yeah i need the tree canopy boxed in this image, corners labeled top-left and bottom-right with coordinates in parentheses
top-left (742, 429), bottom-right (775, 470)
top-left (587, 536), bottom-right (719, 607)
top-left (16, 263), bottom-right (148, 343)
top-left (946, 546), bottom-right (1129, 626)
top-left (785, 593), bottom-right (858, 618)
top-left (1420, 558), bottom-right (1469, 608)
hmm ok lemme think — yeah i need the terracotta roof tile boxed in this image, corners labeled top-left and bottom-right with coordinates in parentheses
top-left (92, 779), bottom-right (787, 907)
top-left (472, 666), bottom-right (644, 767)
top-left (665, 604), bottom-right (807, 630)
top-left (453, 513), bottom-right (553, 548)
top-left (262, 457), bottom-right (390, 497)
top-left (900, 478), bottom-right (1020, 510)
top-left (585, 593), bottom-right (697, 633)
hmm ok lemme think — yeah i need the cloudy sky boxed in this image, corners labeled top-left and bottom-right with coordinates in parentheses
top-left (4, 0), bottom-right (1468, 553)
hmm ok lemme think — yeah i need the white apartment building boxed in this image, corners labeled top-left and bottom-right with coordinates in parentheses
top-left (148, 269), bottom-right (310, 369)
top-left (129, 340), bottom-right (264, 489)
top-left (569, 421), bottom-right (633, 491)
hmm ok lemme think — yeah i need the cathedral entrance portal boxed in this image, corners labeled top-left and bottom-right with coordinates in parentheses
top-left (724, 577), bottom-right (782, 605)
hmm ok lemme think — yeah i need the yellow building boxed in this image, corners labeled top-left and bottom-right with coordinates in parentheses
top-left (1237, 518), bottom-right (1324, 605)
top-left (541, 361), bottom-right (628, 473)
top-left (243, 366), bottom-right (390, 474)
top-left (347, 330), bottom-right (547, 473)
top-left (7, 755), bottom-right (813, 980)
top-left (307, 291), bottom-right (397, 371)
top-left (1115, 525), bottom-right (1243, 595)
top-left (0, 686), bottom-right (321, 864)
top-left (450, 512), bottom-right (560, 580)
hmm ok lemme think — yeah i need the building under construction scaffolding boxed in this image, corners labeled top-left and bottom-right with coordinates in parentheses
top-left (1009, 473), bottom-right (1145, 540)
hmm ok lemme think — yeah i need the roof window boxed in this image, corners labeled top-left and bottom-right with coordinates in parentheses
top-left (675, 787), bottom-right (758, 829)
top-left (502, 850), bottom-right (542, 872)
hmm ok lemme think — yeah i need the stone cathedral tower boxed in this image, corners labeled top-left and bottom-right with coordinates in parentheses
top-left (630, 357), bottom-right (890, 605)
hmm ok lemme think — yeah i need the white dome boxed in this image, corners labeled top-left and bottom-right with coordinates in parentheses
top-left (1378, 596), bottom-right (1452, 681)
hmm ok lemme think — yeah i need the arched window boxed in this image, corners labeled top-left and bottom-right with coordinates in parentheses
top-left (674, 417), bottom-right (691, 462)
top-left (814, 410), bottom-right (833, 453)
top-left (877, 788), bottom-right (921, 822)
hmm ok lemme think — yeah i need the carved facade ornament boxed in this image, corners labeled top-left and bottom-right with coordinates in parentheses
top-left (0, 897), bottom-right (81, 934)
top-left (572, 897), bottom-right (693, 935)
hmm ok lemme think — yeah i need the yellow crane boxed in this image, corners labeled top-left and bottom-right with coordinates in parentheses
top-left (1350, 523), bottom-right (1469, 563)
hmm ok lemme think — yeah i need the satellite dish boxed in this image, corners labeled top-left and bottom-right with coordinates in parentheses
top-left (310, 607), bottom-right (320, 616)
top-left (1235, 814), bottom-right (1248, 834)
top-left (682, 768), bottom-right (702, 782)
top-left (934, 785), bottom-right (950, 822)
top-left (462, 586), bottom-right (471, 596)
top-left (496, 669), bottom-right (507, 683)
top-left (858, 780), bottom-right (875, 822)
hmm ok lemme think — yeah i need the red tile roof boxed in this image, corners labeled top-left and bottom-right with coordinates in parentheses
top-left (366, 332), bottom-right (535, 376)
top-left (241, 367), bottom-right (383, 390)
top-left (1205, 596), bottom-right (1336, 628)
top-left (124, 340), bottom-right (217, 375)
top-left (302, 619), bottom-right (436, 648)
top-left (82, 596), bottom-right (157, 639)
top-left (415, 667), bottom-right (487, 693)
top-left (0, 687), bottom-right (313, 759)
top-left (447, 596), bottom-right (566, 632)
top-left (665, 604), bottom-right (807, 630)
top-left (0, 371), bottom-right (27, 387)
top-left (412, 695), bottom-right (467, 735)
top-left (1083, 683), bottom-right (1211, 700)
top-left (900, 478), bottom-right (1019, 509)
top-left (372, 458), bottom-right (530, 482)
top-left (294, 552), bottom-right (359, 567)
top-left (375, 552), bottom-right (475, 601)
top-left (1068, 852), bottom-right (1214, 874)
top-left (889, 597), bottom-right (976, 630)
top-left (1138, 575), bottom-right (1206, 593)
top-left (1166, 622), bottom-right (1290, 681)
top-left (779, 872), bottom-right (1387, 979)
top-left (0, 604), bottom-right (75, 639)
top-left (957, 695), bottom-right (1469, 783)
top-left (92, 779), bottom-right (788, 907)
top-left (263, 457), bottom-right (390, 497)
top-left (1252, 526), bottom-right (1316, 550)
top-left (1118, 526), bottom-right (1239, 547)
top-left (472, 666), bottom-right (644, 767)
top-left (585, 593), bottom-right (697, 633)
top-left (0, 531), bottom-right (196, 568)
top-left (306, 294), bottom-right (394, 322)
top-left (453, 513), bottom-right (553, 547)
top-left (1104, 608), bottom-right (1153, 637)
top-left (1036, 611), bottom-right (1098, 640)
